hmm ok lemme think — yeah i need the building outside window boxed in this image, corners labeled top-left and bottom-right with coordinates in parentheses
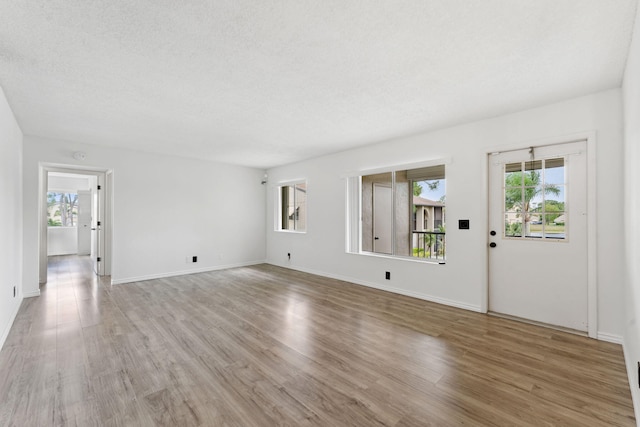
top-left (278, 182), bottom-right (307, 232)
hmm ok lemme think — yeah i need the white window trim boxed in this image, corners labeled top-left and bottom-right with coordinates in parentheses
top-left (275, 179), bottom-right (307, 233)
top-left (345, 160), bottom-right (447, 264)
top-left (342, 157), bottom-right (452, 179)
top-left (501, 156), bottom-right (569, 242)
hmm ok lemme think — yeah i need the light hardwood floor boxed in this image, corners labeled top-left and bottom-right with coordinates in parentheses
top-left (0, 256), bottom-right (635, 426)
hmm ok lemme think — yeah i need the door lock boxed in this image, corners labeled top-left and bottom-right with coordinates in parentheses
top-left (489, 242), bottom-right (497, 248)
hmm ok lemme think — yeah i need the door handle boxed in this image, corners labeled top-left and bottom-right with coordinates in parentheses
top-left (374, 237), bottom-right (380, 240)
top-left (489, 242), bottom-right (497, 248)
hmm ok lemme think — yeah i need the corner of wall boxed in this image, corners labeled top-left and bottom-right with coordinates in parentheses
top-left (622, 336), bottom-right (640, 426)
top-left (621, 1), bottom-right (640, 422)
top-left (0, 84), bottom-right (25, 353)
top-left (0, 295), bottom-right (23, 352)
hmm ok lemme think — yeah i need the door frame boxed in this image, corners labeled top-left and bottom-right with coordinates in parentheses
top-left (484, 131), bottom-right (597, 339)
top-left (39, 164), bottom-right (113, 284)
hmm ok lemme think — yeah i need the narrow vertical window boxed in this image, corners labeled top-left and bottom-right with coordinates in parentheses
top-left (278, 182), bottom-right (307, 232)
top-left (408, 165), bottom-right (446, 260)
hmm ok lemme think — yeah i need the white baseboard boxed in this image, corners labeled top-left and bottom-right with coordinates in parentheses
top-left (111, 260), bottom-right (267, 285)
top-left (23, 289), bottom-right (40, 298)
top-left (272, 263), bottom-right (482, 313)
top-left (597, 332), bottom-right (624, 344)
top-left (0, 296), bottom-right (23, 352)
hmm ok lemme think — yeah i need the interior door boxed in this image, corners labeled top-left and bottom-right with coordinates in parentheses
top-left (77, 190), bottom-right (91, 255)
top-left (91, 174), bottom-right (105, 275)
top-left (488, 141), bottom-right (588, 331)
top-left (373, 183), bottom-right (393, 254)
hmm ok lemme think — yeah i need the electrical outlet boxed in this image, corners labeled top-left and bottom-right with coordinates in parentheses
top-left (287, 253), bottom-right (291, 260)
top-left (385, 271), bottom-right (390, 280)
top-left (192, 256), bottom-right (198, 263)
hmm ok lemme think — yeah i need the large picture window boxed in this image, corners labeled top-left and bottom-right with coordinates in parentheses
top-left (348, 164), bottom-right (446, 261)
top-left (278, 182), bottom-right (307, 232)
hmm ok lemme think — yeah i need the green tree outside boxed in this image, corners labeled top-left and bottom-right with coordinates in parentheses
top-left (504, 171), bottom-right (560, 235)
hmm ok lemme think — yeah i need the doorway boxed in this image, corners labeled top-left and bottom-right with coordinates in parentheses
top-left (39, 165), bottom-right (112, 284)
top-left (488, 140), bottom-right (595, 335)
top-left (46, 173), bottom-right (95, 258)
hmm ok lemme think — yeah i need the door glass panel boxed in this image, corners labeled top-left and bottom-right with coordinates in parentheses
top-left (526, 190), bottom-right (542, 237)
top-left (504, 162), bottom-right (523, 237)
top-left (505, 162), bottom-right (523, 186)
top-left (543, 158), bottom-right (566, 239)
top-left (524, 160), bottom-right (543, 173)
top-left (505, 212), bottom-right (522, 237)
top-left (544, 158), bottom-right (565, 185)
top-left (503, 157), bottom-right (567, 241)
top-left (544, 213), bottom-right (565, 239)
top-left (529, 192), bottom-right (543, 211)
top-left (545, 185), bottom-right (565, 204)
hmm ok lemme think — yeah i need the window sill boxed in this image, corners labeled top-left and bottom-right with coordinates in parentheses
top-left (349, 251), bottom-right (445, 265)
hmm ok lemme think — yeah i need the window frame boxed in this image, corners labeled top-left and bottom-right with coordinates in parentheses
top-left (46, 191), bottom-right (80, 228)
top-left (276, 180), bottom-right (307, 233)
top-left (502, 157), bottom-right (568, 242)
top-left (346, 158), bottom-right (448, 263)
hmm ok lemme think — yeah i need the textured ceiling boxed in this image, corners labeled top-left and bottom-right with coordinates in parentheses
top-left (0, 1), bottom-right (637, 168)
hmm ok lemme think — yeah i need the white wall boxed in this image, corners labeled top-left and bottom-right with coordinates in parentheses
top-left (266, 89), bottom-right (624, 339)
top-left (23, 137), bottom-right (267, 292)
top-left (48, 175), bottom-right (90, 192)
top-left (622, 3), bottom-right (640, 419)
top-left (47, 227), bottom-right (78, 256)
top-left (0, 87), bottom-right (24, 350)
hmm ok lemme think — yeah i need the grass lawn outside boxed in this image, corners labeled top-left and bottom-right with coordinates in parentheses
top-left (530, 224), bottom-right (565, 233)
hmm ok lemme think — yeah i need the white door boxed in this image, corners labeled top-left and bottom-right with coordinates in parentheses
top-left (77, 190), bottom-right (91, 255)
top-left (373, 183), bottom-right (393, 254)
top-left (91, 174), bottom-right (105, 275)
top-left (488, 141), bottom-right (588, 331)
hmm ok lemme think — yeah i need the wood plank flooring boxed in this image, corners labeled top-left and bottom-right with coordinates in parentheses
top-left (0, 255), bottom-right (635, 426)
